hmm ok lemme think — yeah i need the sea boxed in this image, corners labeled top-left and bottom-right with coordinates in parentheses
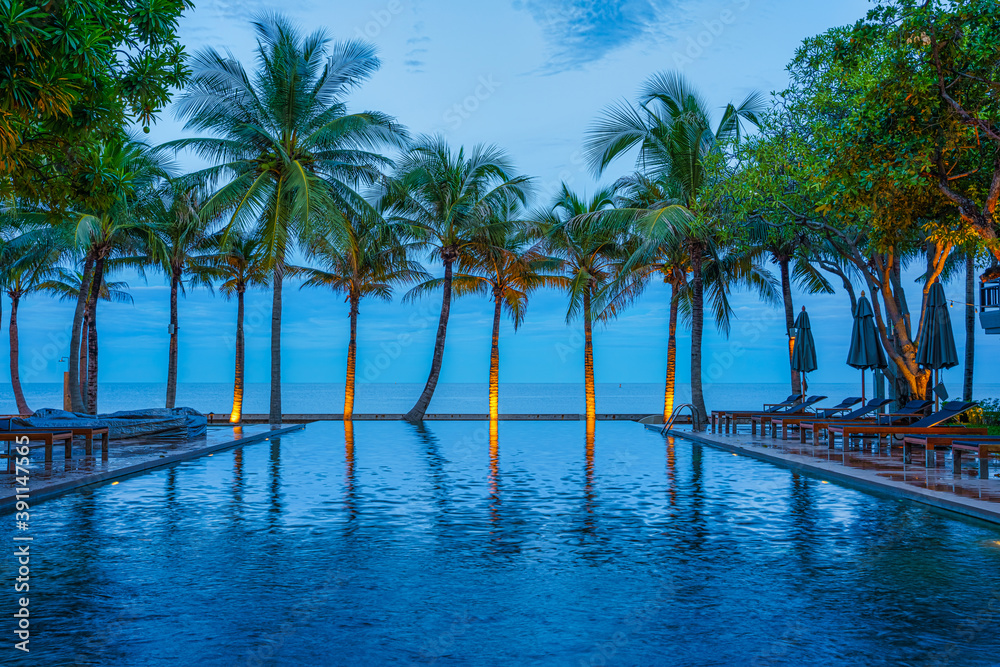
top-left (3, 382), bottom-right (998, 416)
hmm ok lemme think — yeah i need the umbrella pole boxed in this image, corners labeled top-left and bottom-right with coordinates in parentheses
top-left (861, 369), bottom-right (866, 403)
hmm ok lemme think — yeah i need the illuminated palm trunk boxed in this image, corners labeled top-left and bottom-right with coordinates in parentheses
top-left (68, 255), bottom-right (94, 413)
top-left (165, 269), bottom-right (180, 409)
top-left (230, 288), bottom-right (246, 424)
top-left (583, 288), bottom-right (596, 421)
top-left (269, 251), bottom-right (284, 427)
top-left (344, 293), bottom-right (359, 420)
top-left (689, 244), bottom-right (706, 431)
top-left (85, 256), bottom-right (105, 414)
top-left (79, 311), bottom-right (88, 392)
top-left (662, 284), bottom-right (679, 423)
top-left (489, 289), bottom-right (502, 421)
top-left (8, 294), bottom-right (29, 415)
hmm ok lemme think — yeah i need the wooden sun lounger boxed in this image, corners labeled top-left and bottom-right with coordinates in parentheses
top-left (1, 427), bottom-right (110, 472)
top-left (950, 440), bottom-right (1000, 479)
top-left (711, 395), bottom-right (803, 433)
top-left (796, 411), bottom-right (922, 444)
top-left (827, 425), bottom-right (986, 450)
top-left (748, 396), bottom-right (828, 436)
top-left (902, 435), bottom-right (1000, 476)
top-left (1, 431), bottom-right (75, 472)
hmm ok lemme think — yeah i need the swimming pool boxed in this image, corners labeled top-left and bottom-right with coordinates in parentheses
top-left (4, 421), bottom-right (1000, 665)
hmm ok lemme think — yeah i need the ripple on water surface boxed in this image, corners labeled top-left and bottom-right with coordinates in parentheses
top-left (3, 421), bottom-right (1000, 666)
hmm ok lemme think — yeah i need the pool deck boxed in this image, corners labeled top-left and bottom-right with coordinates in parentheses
top-left (650, 425), bottom-right (1000, 525)
top-left (0, 423), bottom-right (305, 512)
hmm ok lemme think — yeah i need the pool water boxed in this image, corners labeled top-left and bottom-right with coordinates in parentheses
top-left (4, 421), bottom-right (1000, 666)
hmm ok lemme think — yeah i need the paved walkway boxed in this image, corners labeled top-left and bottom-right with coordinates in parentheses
top-left (650, 425), bottom-right (1000, 524)
top-left (1, 423), bottom-right (306, 511)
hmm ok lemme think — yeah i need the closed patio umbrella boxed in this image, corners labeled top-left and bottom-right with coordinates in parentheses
top-left (916, 281), bottom-right (959, 406)
top-left (847, 292), bottom-right (887, 402)
top-left (790, 307), bottom-right (817, 393)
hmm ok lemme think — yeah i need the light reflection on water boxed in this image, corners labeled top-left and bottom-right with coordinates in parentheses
top-left (3, 421), bottom-right (1000, 666)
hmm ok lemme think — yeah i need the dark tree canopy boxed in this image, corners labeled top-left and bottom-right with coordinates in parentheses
top-left (1, 0), bottom-right (191, 204)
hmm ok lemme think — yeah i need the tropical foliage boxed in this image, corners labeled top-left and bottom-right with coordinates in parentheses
top-left (1, 2), bottom-right (996, 428)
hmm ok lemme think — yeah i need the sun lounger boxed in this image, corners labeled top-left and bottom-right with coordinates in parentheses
top-left (1, 424), bottom-right (110, 459)
top-left (1, 430), bottom-right (75, 472)
top-left (825, 401), bottom-right (979, 450)
top-left (813, 397), bottom-right (864, 419)
top-left (711, 394), bottom-right (802, 432)
top-left (901, 434), bottom-right (1000, 473)
top-left (948, 439), bottom-right (1000, 479)
top-left (799, 399), bottom-right (934, 445)
top-left (749, 396), bottom-right (829, 436)
top-left (768, 398), bottom-right (892, 441)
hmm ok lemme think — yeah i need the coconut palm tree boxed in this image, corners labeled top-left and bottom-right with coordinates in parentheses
top-left (584, 71), bottom-right (764, 429)
top-left (70, 137), bottom-right (169, 413)
top-left (143, 184), bottom-right (220, 408)
top-left (2, 244), bottom-right (63, 414)
top-left (295, 212), bottom-right (426, 419)
top-left (204, 232), bottom-right (270, 424)
top-left (600, 173), bottom-right (691, 422)
top-left (379, 136), bottom-right (530, 422)
top-left (166, 13), bottom-right (408, 425)
top-left (38, 269), bottom-right (133, 398)
top-left (408, 203), bottom-right (560, 420)
top-left (531, 183), bottom-right (632, 422)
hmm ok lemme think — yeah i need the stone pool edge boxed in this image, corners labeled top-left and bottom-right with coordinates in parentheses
top-left (0, 423), bottom-right (307, 513)
top-left (649, 425), bottom-right (1000, 526)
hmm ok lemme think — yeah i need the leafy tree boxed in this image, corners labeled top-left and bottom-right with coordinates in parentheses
top-left (380, 137), bottom-right (529, 422)
top-left (166, 13), bottom-right (408, 425)
top-left (736, 2), bottom-right (999, 400)
top-left (1, 0), bottom-right (191, 205)
top-left (296, 212), bottom-right (426, 419)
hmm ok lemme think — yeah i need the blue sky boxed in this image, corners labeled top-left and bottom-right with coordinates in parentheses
top-left (3, 0), bottom-right (992, 394)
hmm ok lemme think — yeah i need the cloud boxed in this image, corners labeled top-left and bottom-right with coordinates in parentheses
top-left (512, 0), bottom-right (674, 70)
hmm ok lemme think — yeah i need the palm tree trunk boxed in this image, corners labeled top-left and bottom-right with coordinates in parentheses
top-left (230, 288), bottom-right (246, 424)
top-left (344, 293), bottom-right (359, 420)
top-left (662, 283), bottom-right (679, 423)
top-left (269, 253), bottom-right (285, 427)
top-left (690, 243), bottom-right (707, 431)
top-left (165, 268), bottom-right (180, 409)
top-left (404, 258), bottom-right (454, 422)
top-left (8, 294), bottom-right (29, 415)
top-left (779, 257), bottom-right (801, 394)
top-left (583, 288), bottom-right (596, 422)
top-left (489, 289), bottom-right (502, 421)
top-left (68, 254), bottom-right (94, 412)
top-left (80, 311), bottom-right (88, 392)
top-left (964, 251), bottom-right (975, 402)
top-left (86, 256), bottom-right (104, 414)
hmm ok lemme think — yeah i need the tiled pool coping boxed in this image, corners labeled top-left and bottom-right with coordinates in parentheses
top-left (654, 425), bottom-right (1000, 526)
top-left (0, 423), bottom-right (306, 513)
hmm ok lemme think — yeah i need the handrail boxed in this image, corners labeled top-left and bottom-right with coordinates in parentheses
top-left (660, 403), bottom-right (701, 434)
